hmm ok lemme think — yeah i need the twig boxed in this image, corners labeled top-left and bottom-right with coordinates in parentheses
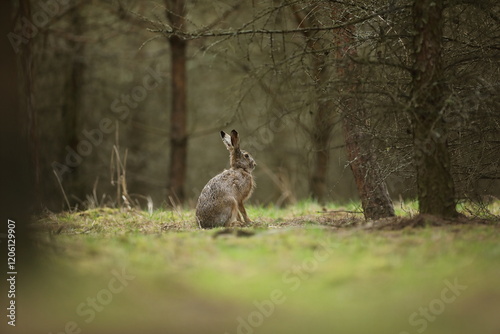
top-left (169, 195), bottom-right (183, 217)
top-left (53, 170), bottom-right (72, 211)
top-left (259, 161), bottom-right (296, 206)
top-left (138, 34), bottom-right (163, 51)
top-left (319, 210), bottom-right (364, 214)
top-left (92, 177), bottom-right (99, 206)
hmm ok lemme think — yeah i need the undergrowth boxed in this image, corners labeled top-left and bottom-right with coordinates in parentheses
top-left (36, 199), bottom-right (499, 236)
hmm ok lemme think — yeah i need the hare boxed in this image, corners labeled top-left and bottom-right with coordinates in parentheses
top-left (196, 130), bottom-right (256, 228)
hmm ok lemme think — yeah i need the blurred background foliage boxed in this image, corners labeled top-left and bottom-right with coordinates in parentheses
top-left (13, 0), bottom-right (499, 211)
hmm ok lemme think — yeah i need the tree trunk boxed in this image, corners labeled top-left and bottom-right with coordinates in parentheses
top-left (166, 0), bottom-right (188, 203)
top-left (62, 8), bottom-right (86, 203)
top-left (17, 0), bottom-right (40, 205)
top-left (1, 0), bottom-right (37, 266)
top-left (336, 13), bottom-right (395, 220)
top-left (342, 108), bottom-right (395, 220)
top-left (292, 7), bottom-right (335, 203)
top-left (411, 0), bottom-right (457, 217)
top-left (309, 55), bottom-right (334, 203)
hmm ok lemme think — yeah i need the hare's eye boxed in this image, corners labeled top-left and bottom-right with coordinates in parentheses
top-left (244, 153), bottom-right (249, 158)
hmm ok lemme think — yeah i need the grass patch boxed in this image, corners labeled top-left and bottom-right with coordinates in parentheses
top-left (23, 201), bottom-right (500, 334)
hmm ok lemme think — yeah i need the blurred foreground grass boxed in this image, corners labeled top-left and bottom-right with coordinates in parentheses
top-left (15, 201), bottom-right (500, 334)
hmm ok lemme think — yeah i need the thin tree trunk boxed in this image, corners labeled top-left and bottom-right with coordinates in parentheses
top-left (62, 8), bottom-right (86, 203)
top-left (342, 108), bottom-right (395, 220)
top-left (411, 0), bottom-right (457, 217)
top-left (292, 7), bottom-right (335, 203)
top-left (310, 121), bottom-right (331, 203)
top-left (309, 56), bottom-right (334, 203)
top-left (166, 0), bottom-right (188, 203)
top-left (337, 13), bottom-right (395, 220)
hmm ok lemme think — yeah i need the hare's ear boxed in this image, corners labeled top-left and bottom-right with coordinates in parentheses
top-left (221, 131), bottom-right (233, 151)
top-left (230, 129), bottom-right (240, 149)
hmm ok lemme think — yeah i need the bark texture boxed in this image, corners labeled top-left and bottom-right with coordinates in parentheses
top-left (166, 0), bottom-right (188, 203)
top-left (342, 110), bottom-right (395, 220)
top-left (411, 0), bottom-right (457, 217)
top-left (337, 13), bottom-right (395, 220)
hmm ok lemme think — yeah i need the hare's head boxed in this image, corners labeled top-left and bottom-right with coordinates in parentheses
top-left (221, 130), bottom-right (256, 172)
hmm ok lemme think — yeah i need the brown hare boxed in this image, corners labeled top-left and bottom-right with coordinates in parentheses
top-left (196, 130), bottom-right (256, 228)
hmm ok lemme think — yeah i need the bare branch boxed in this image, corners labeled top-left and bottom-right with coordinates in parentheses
top-left (148, 5), bottom-right (410, 41)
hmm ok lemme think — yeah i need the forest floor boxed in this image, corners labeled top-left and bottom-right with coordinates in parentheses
top-left (18, 201), bottom-right (500, 334)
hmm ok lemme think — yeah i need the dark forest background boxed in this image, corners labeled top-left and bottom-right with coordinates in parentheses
top-left (5, 0), bottom-right (500, 216)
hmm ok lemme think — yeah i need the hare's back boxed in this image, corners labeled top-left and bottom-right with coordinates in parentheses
top-left (200, 169), bottom-right (252, 199)
top-left (199, 170), bottom-right (234, 197)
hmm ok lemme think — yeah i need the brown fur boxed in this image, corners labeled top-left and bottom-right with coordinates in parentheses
top-left (196, 130), bottom-right (256, 228)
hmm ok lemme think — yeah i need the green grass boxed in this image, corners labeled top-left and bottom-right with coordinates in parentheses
top-left (20, 202), bottom-right (500, 334)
